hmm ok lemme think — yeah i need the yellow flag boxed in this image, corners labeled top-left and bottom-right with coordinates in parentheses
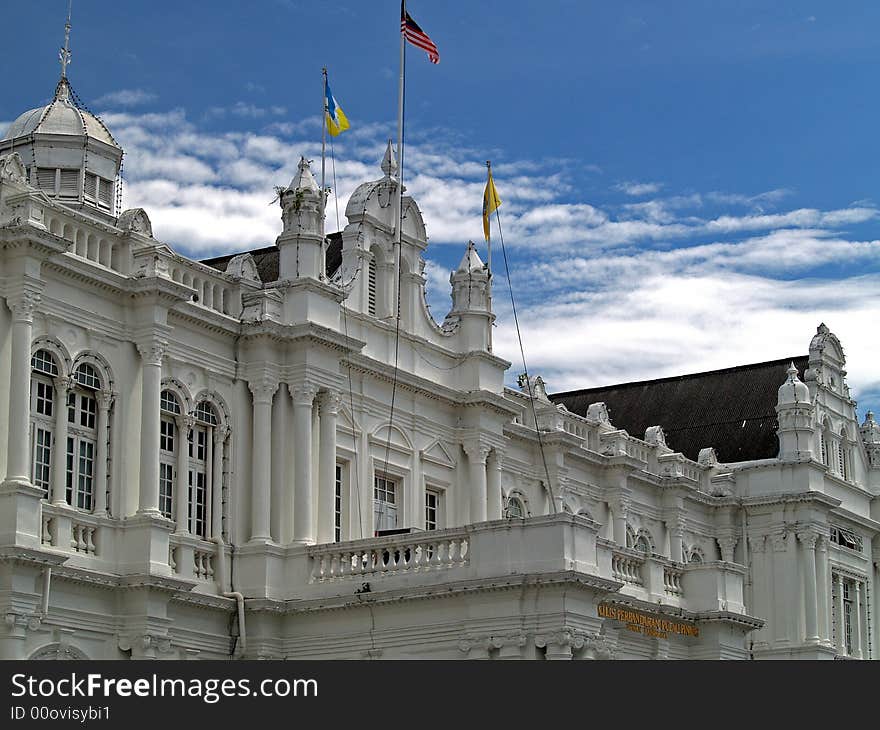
top-left (482, 169), bottom-right (501, 241)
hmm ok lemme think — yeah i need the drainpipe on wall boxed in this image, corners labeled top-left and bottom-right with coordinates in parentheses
top-left (213, 537), bottom-right (246, 658)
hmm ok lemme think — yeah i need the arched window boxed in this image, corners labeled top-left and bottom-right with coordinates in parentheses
top-left (688, 547), bottom-right (704, 564)
top-left (189, 401), bottom-right (219, 538)
top-left (839, 429), bottom-right (849, 481)
top-left (634, 534), bottom-right (651, 555)
top-left (159, 390), bottom-right (181, 520)
top-left (367, 257), bottom-right (377, 316)
top-left (505, 494), bottom-right (525, 519)
top-left (30, 349), bottom-right (59, 497)
top-left (66, 364), bottom-right (100, 510)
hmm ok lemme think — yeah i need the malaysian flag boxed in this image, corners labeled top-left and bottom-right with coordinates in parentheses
top-left (401, 3), bottom-right (440, 64)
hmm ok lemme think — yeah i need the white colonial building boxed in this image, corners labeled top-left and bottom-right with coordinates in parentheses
top-left (1, 67), bottom-right (879, 661)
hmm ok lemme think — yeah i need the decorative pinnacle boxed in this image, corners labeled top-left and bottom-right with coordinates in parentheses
top-left (59, 0), bottom-right (72, 80)
top-left (381, 139), bottom-right (398, 178)
top-left (786, 362), bottom-right (798, 379)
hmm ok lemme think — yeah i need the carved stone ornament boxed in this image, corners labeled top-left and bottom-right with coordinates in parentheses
top-left (117, 208), bottom-right (153, 237)
top-left (586, 401), bottom-right (611, 425)
top-left (9, 290), bottom-right (41, 322)
top-left (225, 253), bottom-right (260, 283)
top-left (136, 340), bottom-right (168, 366)
top-left (0, 152), bottom-right (27, 184)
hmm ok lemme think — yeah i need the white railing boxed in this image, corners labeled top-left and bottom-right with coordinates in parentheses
top-left (309, 528), bottom-right (470, 582)
top-left (41, 514), bottom-right (53, 546)
top-left (663, 565), bottom-right (684, 596)
top-left (611, 549), bottom-right (645, 586)
top-left (193, 549), bottom-right (215, 580)
top-left (71, 522), bottom-right (97, 555)
top-left (169, 263), bottom-right (237, 316)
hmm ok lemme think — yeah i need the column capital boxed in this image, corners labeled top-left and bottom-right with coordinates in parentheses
top-left (717, 535), bottom-right (738, 562)
top-left (53, 375), bottom-right (73, 393)
top-left (797, 530), bottom-right (820, 550)
top-left (248, 377), bottom-right (279, 404)
top-left (748, 534), bottom-right (767, 554)
top-left (136, 340), bottom-right (168, 366)
top-left (213, 425), bottom-right (230, 445)
top-left (96, 390), bottom-right (114, 411)
top-left (771, 531), bottom-right (789, 552)
top-left (290, 382), bottom-right (319, 406)
top-left (7, 289), bottom-right (41, 323)
top-left (462, 442), bottom-right (491, 463)
top-left (174, 413), bottom-right (196, 432)
top-left (319, 390), bottom-right (342, 415)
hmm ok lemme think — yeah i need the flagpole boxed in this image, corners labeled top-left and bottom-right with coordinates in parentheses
top-left (486, 160), bottom-right (493, 353)
top-left (393, 1), bottom-right (406, 318)
top-left (320, 67), bottom-right (329, 274)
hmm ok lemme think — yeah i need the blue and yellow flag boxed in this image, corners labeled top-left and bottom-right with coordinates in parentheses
top-left (324, 78), bottom-right (350, 137)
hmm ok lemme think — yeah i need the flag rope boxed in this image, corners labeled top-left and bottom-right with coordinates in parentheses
top-left (492, 195), bottom-right (558, 513)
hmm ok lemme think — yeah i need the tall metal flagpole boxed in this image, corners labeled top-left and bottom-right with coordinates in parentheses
top-left (320, 67), bottom-right (329, 272)
top-left (486, 160), bottom-right (494, 352)
top-left (393, 1), bottom-right (406, 318)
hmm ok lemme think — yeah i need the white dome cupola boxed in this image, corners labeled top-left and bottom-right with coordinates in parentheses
top-left (0, 11), bottom-right (123, 220)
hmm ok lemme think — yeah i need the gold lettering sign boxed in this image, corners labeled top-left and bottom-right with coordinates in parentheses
top-left (597, 603), bottom-right (700, 638)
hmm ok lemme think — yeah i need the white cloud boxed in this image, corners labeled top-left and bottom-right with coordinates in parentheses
top-left (615, 181), bottom-right (663, 196)
top-left (93, 89), bottom-right (158, 108)
top-left (100, 104), bottom-right (880, 415)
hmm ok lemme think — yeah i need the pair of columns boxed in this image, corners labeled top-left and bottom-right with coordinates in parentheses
top-left (797, 531), bottom-right (828, 646)
top-left (135, 339), bottom-right (227, 537)
top-left (248, 380), bottom-right (340, 545)
top-left (462, 444), bottom-right (503, 523)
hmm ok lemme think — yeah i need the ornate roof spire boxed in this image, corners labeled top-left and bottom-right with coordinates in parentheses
top-left (54, 0), bottom-right (73, 102)
top-left (381, 139), bottom-right (398, 178)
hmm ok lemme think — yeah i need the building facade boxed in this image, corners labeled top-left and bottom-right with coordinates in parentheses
top-left (1, 71), bottom-right (878, 660)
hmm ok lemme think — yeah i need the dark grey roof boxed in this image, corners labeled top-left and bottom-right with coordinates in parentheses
top-left (549, 356), bottom-right (810, 463)
top-left (200, 232), bottom-right (343, 283)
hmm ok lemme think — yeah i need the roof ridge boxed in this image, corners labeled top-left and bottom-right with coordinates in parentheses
top-left (550, 355), bottom-right (808, 398)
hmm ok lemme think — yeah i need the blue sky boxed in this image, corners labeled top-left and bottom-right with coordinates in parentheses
top-left (4, 1), bottom-right (880, 418)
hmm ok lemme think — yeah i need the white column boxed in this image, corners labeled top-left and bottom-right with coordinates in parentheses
top-left (291, 383), bottom-right (317, 544)
top-left (799, 532), bottom-right (819, 643)
top-left (611, 499), bottom-right (629, 546)
top-left (211, 427), bottom-right (226, 539)
top-left (854, 581), bottom-right (863, 658)
top-left (4, 291), bottom-right (40, 484)
top-left (487, 449), bottom-right (503, 521)
top-left (136, 340), bottom-right (166, 514)
top-left (204, 425), bottom-right (213, 535)
top-left (249, 379), bottom-right (278, 543)
top-left (464, 444), bottom-right (489, 524)
top-left (317, 391), bottom-right (340, 544)
top-left (50, 376), bottom-right (71, 505)
top-left (92, 391), bottom-right (112, 515)
top-left (836, 573), bottom-right (845, 654)
top-left (174, 415), bottom-right (193, 534)
top-left (816, 538), bottom-right (830, 643)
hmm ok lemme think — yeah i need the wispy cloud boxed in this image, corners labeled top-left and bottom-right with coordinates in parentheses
top-left (93, 88), bottom-right (158, 108)
top-left (615, 180), bottom-right (663, 196)
top-left (102, 104), bottom-right (880, 416)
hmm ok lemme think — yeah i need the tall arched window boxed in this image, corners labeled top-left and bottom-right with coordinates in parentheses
top-left (189, 402), bottom-right (218, 539)
top-left (159, 390), bottom-right (181, 519)
top-left (66, 364), bottom-right (99, 510)
top-left (505, 493), bottom-right (525, 519)
top-left (30, 349), bottom-right (59, 497)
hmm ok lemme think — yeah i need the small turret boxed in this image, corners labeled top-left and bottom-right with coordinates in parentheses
top-left (277, 156), bottom-right (324, 280)
top-left (448, 241), bottom-right (493, 351)
top-left (860, 411), bottom-right (880, 469)
top-left (776, 362), bottom-right (814, 461)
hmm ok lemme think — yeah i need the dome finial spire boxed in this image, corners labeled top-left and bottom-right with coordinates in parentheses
top-left (59, 0), bottom-right (73, 82)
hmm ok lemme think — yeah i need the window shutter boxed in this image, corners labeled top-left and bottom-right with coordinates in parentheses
top-left (98, 177), bottom-right (113, 209)
top-left (59, 169), bottom-right (79, 197)
top-left (37, 167), bottom-right (56, 193)
top-left (83, 173), bottom-right (97, 200)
